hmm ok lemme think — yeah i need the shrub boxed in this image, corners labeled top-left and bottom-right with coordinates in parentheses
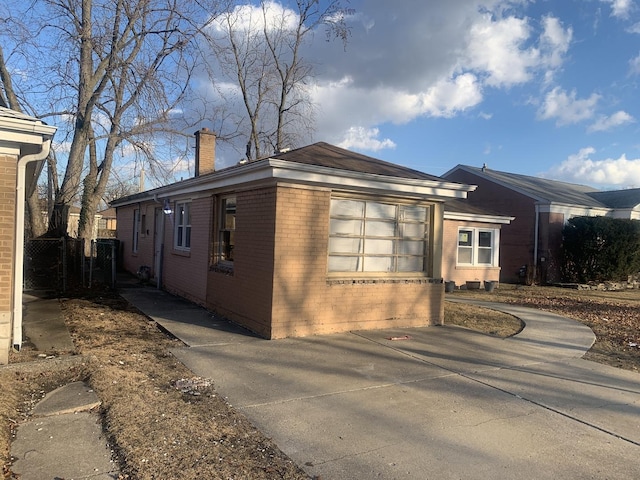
top-left (561, 216), bottom-right (640, 283)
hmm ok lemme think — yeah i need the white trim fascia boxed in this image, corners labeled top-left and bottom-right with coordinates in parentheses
top-left (0, 115), bottom-right (57, 139)
top-left (444, 211), bottom-right (514, 224)
top-left (0, 117), bottom-right (56, 140)
top-left (536, 202), bottom-right (611, 218)
top-left (112, 158), bottom-right (475, 208)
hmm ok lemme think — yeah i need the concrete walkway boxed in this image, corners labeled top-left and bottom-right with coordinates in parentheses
top-left (7, 292), bottom-right (120, 480)
top-left (120, 285), bottom-right (640, 480)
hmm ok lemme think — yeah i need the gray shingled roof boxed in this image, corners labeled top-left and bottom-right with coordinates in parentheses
top-left (454, 165), bottom-right (608, 207)
top-left (443, 198), bottom-right (498, 215)
top-left (273, 142), bottom-right (444, 181)
top-left (0, 106), bottom-right (43, 122)
top-left (587, 188), bottom-right (640, 208)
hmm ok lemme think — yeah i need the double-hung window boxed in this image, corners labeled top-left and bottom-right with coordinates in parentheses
top-left (218, 196), bottom-right (236, 263)
top-left (174, 201), bottom-right (191, 250)
top-left (457, 228), bottom-right (498, 266)
top-left (328, 198), bottom-right (430, 274)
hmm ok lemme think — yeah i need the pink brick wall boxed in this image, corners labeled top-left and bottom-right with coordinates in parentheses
top-left (162, 197), bottom-right (211, 305)
top-left (442, 219), bottom-right (502, 287)
top-left (206, 187), bottom-right (277, 337)
top-left (270, 186), bottom-right (443, 338)
top-left (120, 185), bottom-right (445, 339)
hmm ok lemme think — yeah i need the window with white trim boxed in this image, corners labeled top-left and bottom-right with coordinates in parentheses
top-left (328, 198), bottom-right (430, 273)
top-left (174, 201), bottom-right (191, 250)
top-left (457, 228), bottom-right (499, 266)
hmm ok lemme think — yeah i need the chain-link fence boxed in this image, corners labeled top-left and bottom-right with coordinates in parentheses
top-left (24, 237), bottom-right (120, 292)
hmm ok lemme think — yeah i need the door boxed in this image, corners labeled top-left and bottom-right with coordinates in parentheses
top-left (153, 207), bottom-right (165, 288)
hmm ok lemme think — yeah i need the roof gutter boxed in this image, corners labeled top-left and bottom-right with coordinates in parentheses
top-left (112, 158), bottom-right (476, 208)
top-left (13, 139), bottom-right (52, 350)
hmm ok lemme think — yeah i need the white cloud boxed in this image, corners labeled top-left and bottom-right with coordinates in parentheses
top-left (212, 1), bottom-right (298, 35)
top-left (629, 52), bottom-right (640, 74)
top-left (601, 0), bottom-right (634, 19)
top-left (419, 73), bottom-right (484, 118)
top-left (464, 14), bottom-right (571, 88)
top-left (337, 127), bottom-right (396, 152)
top-left (588, 110), bottom-right (635, 132)
top-left (539, 16), bottom-right (573, 69)
top-left (547, 147), bottom-right (640, 187)
top-left (538, 87), bottom-right (600, 125)
top-left (628, 21), bottom-right (640, 33)
top-left (464, 14), bottom-right (538, 87)
top-left (196, 2), bottom-right (575, 158)
top-left (53, 140), bottom-right (72, 154)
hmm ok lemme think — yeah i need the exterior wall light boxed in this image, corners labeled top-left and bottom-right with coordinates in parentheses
top-left (163, 199), bottom-right (172, 214)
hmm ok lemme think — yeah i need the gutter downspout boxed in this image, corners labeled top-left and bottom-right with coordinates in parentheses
top-left (13, 139), bottom-right (52, 350)
top-left (533, 203), bottom-right (540, 283)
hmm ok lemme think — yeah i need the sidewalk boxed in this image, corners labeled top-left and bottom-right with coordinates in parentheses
top-left (121, 284), bottom-right (640, 480)
top-left (6, 293), bottom-right (120, 480)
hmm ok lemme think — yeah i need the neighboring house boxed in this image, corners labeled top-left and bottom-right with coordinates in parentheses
top-left (39, 205), bottom-right (103, 240)
top-left (112, 130), bottom-right (474, 339)
top-left (442, 199), bottom-right (514, 287)
top-left (97, 207), bottom-right (117, 238)
top-left (0, 107), bottom-right (56, 364)
top-left (443, 165), bottom-right (640, 284)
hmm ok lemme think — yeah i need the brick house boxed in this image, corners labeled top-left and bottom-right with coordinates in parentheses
top-left (112, 131), bottom-right (475, 338)
top-left (443, 165), bottom-right (640, 284)
top-left (0, 107), bottom-right (56, 364)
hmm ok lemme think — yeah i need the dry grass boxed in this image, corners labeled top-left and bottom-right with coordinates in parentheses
top-left (444, 301), bottom-right (523, 337)
top-left (2, 283), bottom-right (639, 478)
top-left (2, 292), bottom-right (307, 480)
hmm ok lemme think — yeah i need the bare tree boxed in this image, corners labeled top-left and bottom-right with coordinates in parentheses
top-left (211, 0), bottom-right (351, 160)
top-left (0, 0), bottom-right (222, 245)
top-left (0, 44), bottom-right (50, 237)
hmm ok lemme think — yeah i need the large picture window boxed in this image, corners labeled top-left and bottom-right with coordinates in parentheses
top-left (328, 198), bottom-right (430, 273)
top-left (457, 228), bottom-right (498, 266)
top-left (174, 201), bottom-right (191, 250)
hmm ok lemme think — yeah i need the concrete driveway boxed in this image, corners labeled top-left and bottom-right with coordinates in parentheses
top-left (121, 287), bottom-right (640, 479)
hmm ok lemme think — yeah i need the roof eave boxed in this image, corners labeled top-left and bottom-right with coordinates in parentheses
top-left (444, 211), bottom-right (514, 224)
top-left (112, 158), bottom-right (475, 207)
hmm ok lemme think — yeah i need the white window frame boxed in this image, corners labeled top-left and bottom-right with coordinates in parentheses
top-left (174, 201), bottom-right (191, 251)
top-left (328, 198), bottom-right (431, 275)
top-left (456, 227), bottom-right (499, 266)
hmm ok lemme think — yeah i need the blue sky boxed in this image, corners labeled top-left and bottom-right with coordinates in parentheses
top-left (218, 0), bottom-right (640, 190)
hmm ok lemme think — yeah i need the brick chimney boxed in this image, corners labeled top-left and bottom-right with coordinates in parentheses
top-left (194, 128), bottom-right (216, 177)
